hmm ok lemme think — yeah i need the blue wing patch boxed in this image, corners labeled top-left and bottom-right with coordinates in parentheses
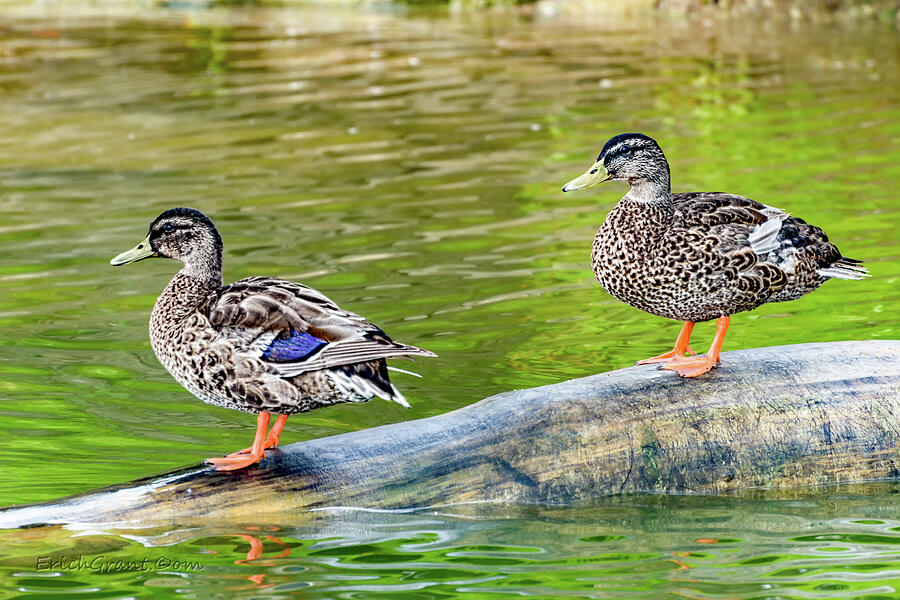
top-left (261, 330), bottom-right (327, 363)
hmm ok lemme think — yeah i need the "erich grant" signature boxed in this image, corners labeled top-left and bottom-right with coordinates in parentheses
top-left (35, 555), bottom-right (204, 574)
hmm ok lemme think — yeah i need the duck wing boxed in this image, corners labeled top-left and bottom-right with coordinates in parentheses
top-left (675, 193), bottom-right (774, 230)
top-left (673, 192), bottom-right (867, 304)
top-left (203, 276), bottom-right (435, 377)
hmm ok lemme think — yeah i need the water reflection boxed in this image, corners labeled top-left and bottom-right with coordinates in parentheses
top-left (3, 486), bottom-right (900, 598)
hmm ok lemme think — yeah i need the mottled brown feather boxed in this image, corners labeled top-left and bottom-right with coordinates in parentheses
top-left (591, 190), bottom-right (865, 322)
top-left (133, 209), bottom-right (435, 416)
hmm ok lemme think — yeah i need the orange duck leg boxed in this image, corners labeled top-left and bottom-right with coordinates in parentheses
top-left (662, 316), bottom-right (730, 378)
top-left (206, 412), bottom-right (272, 471)
top-left (637, 321), bottom-right (697, 364)
top-left (227, 413), bottom-right (289, 457)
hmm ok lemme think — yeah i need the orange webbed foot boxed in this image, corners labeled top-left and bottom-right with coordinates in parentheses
top-left (226, 447), bottom-right (253, 458)
top-left (216, 413), bottom-right (290, 466)
top-left (660, 354), bottom-right (719, 378)
top-left (205, 451), bottom-right (267, 471)
top-left (637, 322), bottom-right (697, 365)
top-left (636, 345), bottom-right (698, 365)
top-left (657, 316), bottom-right (730, 378)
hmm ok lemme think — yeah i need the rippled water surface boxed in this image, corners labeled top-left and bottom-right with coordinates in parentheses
top-left (3, 488), bottom-right (900, 599)
top-left (0, 2), bottom-right (898, 598)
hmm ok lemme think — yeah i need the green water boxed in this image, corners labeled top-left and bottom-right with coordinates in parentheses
top-left (0, 2), bottom-right (898, 598)
top-left (2, 488), bottom-right (900, 599)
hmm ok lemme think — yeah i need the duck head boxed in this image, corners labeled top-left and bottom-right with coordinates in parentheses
top-left (562, 133), bottom-right (670, 197)
top-left (110, 207), bottom-right (223, 281)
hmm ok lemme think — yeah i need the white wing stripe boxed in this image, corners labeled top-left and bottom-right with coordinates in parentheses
top-left (748, 207), bottom-right (789, 255)
top-left (272, 342), bottom-right (432, 376)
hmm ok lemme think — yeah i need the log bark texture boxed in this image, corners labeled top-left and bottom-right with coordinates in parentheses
top-left (2, 340), bottom-right (898, 528)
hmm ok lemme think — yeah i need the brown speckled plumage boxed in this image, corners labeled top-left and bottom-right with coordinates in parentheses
top-left (590, 191), bottom-right (855, 322)
top-left (564, 133), bottom-right (867, 376)
top-left (117, 208), bottom-right (435, 418)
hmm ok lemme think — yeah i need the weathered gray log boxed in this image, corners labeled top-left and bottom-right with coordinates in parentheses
top-left (2, 340), bottom-right (898, 528)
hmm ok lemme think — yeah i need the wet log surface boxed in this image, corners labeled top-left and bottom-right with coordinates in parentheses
top-left (2, 340), bottom-right (898, 528)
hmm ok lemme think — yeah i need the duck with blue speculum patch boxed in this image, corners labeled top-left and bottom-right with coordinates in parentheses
top-left (111, 208), bottom-right (436, 471)
top-left (562, 133), bottom-right (868, 377)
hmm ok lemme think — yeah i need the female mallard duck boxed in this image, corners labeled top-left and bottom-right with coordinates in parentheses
top-left (111, 208), bottom-right (435, 471)
top-left (562, 133), bottom-right (868, 377)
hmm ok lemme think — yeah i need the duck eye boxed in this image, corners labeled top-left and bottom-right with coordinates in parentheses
top-left (164, 224), bottom-right (174, 232)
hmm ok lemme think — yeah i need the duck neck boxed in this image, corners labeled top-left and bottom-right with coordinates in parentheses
top-left (151, 260), bottom-right (223, 332)
top-left (625, 176), bottom-right (671, 204)
top-left (622, 176), bottom-right (673, 220)
top-left (609, 181), bottom-right (674, 243)
top-left (180, 253), bottom-right (223, 288)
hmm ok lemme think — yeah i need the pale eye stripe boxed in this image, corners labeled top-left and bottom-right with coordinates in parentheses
top-left (605, 140), bottom-right (640, 157)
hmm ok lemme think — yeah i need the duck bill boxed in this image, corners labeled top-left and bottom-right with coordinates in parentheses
top-left (561, 160), bottom-right (612, 192)
top-left (110, 235), bottom-right (156, 266)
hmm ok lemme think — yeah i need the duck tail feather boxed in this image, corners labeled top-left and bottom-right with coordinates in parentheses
top-left (387, 366), bottom-right (423, 378)
top-left (388, 385), bottom-right (411, 409)
top-left (818, 258), bottom-right (870, 280)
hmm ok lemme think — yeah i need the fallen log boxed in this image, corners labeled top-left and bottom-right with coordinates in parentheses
top-left (2, 340), bottom-right (898, 528)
